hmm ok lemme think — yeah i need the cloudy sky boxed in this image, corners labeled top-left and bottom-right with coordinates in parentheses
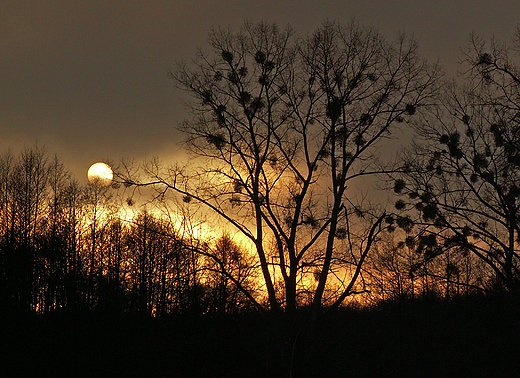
top-left (2, 0), bottom-right (519, 182)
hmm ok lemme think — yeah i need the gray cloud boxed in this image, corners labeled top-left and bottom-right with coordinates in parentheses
top-left (1, 0), bottom-right (518, 181)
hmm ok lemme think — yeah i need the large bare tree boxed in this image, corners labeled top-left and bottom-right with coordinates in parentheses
top-left (127, 21), bottom-right (440, 313)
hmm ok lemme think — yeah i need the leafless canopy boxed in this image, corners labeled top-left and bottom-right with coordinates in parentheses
top-left (139, 21), bottom-right (440, 312)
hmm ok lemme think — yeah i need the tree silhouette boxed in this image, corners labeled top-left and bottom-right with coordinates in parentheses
top-left (82, 175), bottom-right (114, 309)
top-left (0, 145), bottom-right (265, 316)
top-left (0, 145), bottom-right (48, 311)
top-left (0, 150), bottom-right (15, 309)
top-left (389, 29), bottom-right (520, 293)
top-left (36, 155), bottom-right (72, 313)
top-left (204, 233), bottom-right (259, 314)
top-left (123, 21), bottom-right (440, 314)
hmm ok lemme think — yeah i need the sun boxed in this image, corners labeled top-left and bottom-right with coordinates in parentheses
top-left (88, 162), bottom-right (113, 187)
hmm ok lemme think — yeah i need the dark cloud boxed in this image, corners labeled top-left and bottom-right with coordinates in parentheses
top-left (1, 0), bottom-right (518, 181)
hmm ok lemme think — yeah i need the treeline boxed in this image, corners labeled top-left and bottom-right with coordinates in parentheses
top-left (0, 146), bottom-right (258, 316)
top-left (0, 145), bottom-right (505, 318)
top-left (3, 22), bottom-right (520, 317)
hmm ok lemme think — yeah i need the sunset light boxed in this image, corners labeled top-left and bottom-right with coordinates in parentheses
top-left (3, 2), bottom-right (520, 377)
top-left (87, 162), bottom-right (113, 187)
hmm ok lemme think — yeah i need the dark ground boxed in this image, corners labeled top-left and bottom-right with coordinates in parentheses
top-left (2, 295), bottom-right (520, 377)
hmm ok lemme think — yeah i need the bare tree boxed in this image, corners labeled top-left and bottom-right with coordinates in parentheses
top-left (56, 176), bottom-right (85, 313)
top-left (389, 28), bottom-right (520, 293)
top-left (35, 155), bottom-right (73, 313)
top-left (204, 233), bottom-right (260, 314)
top-left (81, 178), bottom-right (114, 309)
top-left (366, 235), bottom-right (419, 302)
top-left (123, 21), bottom-right (440, 313)
top-left (0, 150), bottom-right (15, 307)
top-left (7, 145), bottom-right (49, 311)
top-left (0, 147), bottom-right (89, 313)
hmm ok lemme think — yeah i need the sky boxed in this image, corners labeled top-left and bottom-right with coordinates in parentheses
top-left (2, 0), bottom-right (519, 183)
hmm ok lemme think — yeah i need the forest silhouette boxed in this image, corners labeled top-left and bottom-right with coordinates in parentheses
top-left (2, 20), bottom-right (520, 377)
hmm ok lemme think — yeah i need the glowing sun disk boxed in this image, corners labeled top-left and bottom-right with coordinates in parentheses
top-left (88, 162), bottom-right (113, 187)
